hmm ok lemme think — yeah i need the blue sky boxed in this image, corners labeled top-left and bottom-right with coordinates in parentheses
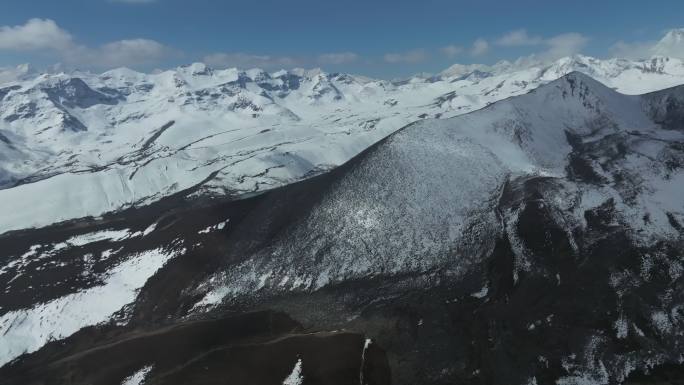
top-left (1, 0), bottom-right (683, 78)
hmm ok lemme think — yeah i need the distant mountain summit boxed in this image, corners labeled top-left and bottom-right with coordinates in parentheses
top-left (653, 28), bottom-right (684, 57)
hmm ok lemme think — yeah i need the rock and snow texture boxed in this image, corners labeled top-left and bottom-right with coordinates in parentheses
top-left (185, 73), bottom-right (684, 384)
top-left (194, 72), bottom-right (683, 305)
top-left (1, 50), bottom-right (684, 233)
top-left (0, 247), bottom-right (183, 366)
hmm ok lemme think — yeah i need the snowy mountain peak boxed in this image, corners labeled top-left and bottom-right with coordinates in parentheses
top-left (244, 68), bottom-right (268, 81)
top-left (539, 71), bottom-right (647, 124)
top-left (653, 28), bottom-right (684, 57)
top-left (439, 63), bottom-right (492, 79)
top-left (555, 70), bottom-right (615, 93)
top-left (290, 67), bottom-right (325, 78)
top-left (179, 62), bottom-right (214, 76)
top-left (660, 28), bottom-right (684, 43)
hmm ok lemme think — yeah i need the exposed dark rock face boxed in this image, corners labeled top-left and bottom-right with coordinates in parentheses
top-left (643, 87), bottom-right (684, 131)
top-left (2, 310), bottom-right (390, 385)
top-left (43, 78), bottom-right (122, 109)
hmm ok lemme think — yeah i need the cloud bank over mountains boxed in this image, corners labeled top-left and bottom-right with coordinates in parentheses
top-left (0, 18), bottom-right (683, 75)
top-left (0, 19), bottom-right (174, 68)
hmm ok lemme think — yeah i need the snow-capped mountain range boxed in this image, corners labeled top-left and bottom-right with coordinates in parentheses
top-left (1, 48), bottom-right (684, 234)
top-left (1, 71), bottom-right (683, 385)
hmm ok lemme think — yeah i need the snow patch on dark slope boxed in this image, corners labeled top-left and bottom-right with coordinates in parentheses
top-left (0, 73), bottom-right (683, 385)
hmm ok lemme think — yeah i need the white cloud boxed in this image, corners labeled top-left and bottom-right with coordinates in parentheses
top-left (204, 51), bottom-right (360, 69)
top-left (496, 29), bottom-right (543, 47)
top-left (610, 40), bottom-right (656, 59)
top-left (0, 19), bottom-right (174, 69)
top-left (88, 39), bottom-right (172, 67)
top-left (203, 52), bottom-right (300, 69)
top-left (0, 64), bottom-right (34, 84)
top-left (543, 33), bottom-right (589, 59)
top-left (0, 18), bottom-right (73, 51)
top-left (470, 38), bottom-right (489, 56)
top-left (495, 29), bottom-right (589, 64)
top-left (317, 52), bottom-right (359, 65)
top-left (441, 45), bottom-right (463, 58)
top-left (494, 29), bottom-right (588, 61)
top-left (384, 49), bottom-right (428, 64)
